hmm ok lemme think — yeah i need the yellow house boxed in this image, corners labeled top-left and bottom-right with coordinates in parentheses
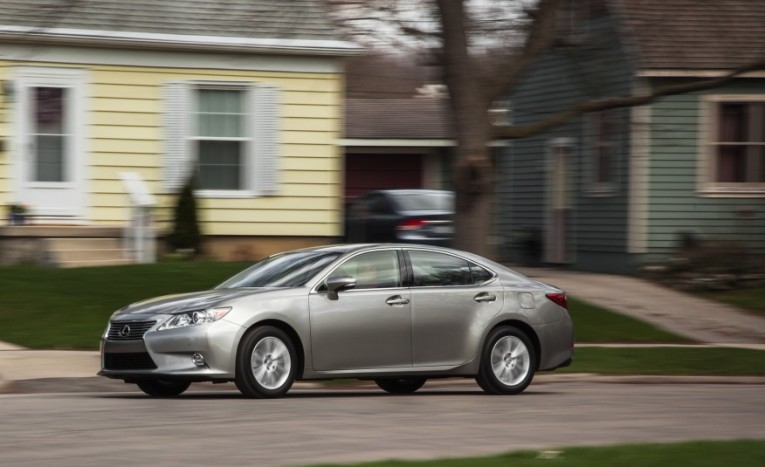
top-left (0, 0), bottom-right (360, 264)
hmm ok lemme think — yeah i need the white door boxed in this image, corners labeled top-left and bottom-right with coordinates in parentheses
top-left (13, 68), bottom-right (86, 221)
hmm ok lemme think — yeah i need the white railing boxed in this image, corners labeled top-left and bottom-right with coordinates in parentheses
top-left (120, 172), bottom-right (157, 264)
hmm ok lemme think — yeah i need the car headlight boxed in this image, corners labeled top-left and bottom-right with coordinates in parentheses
top-left (157, 306), bottom-right (232, 331)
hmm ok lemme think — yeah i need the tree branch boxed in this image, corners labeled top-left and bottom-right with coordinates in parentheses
top-left (496, 58), bottom-right (765, 139)
top-left (484, 0), bottom-right (562, 101)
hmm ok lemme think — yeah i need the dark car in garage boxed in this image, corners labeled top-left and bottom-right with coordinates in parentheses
top-left (344, 189), bottom-right (454, 245)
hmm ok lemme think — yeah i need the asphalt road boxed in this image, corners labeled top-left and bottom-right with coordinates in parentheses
top-left (1, 382), bottom-right (763, 466)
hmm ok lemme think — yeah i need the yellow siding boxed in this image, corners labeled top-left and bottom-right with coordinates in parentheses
top-left (0, 57), bottom-right (344, 238)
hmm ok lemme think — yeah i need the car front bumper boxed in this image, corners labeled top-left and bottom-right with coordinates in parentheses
top-left (98, 317), bottom-right (244, 381)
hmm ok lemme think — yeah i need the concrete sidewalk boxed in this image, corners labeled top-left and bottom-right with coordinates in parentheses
top-left (517, 267), bottom-right (765, 344)
top-left (2, 267), bottom-right (765, 393)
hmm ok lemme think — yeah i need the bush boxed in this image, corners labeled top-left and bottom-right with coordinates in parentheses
top-left (167, 174), bottom-right (202, 256)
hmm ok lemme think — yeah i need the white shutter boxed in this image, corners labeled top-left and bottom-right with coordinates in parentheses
top-left (162, 82), bottom-right (192, 192)
top-left (249, 83), bottom-right (280, 195)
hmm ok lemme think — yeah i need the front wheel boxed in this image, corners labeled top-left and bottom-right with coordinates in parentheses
top-left (135, 379), bottom-right (191, 397)
top-left (235, 326), bottom-right (297, 398)
top-left (375, 377), bottom-right (427, 394)
top-left (476, 327), bottom-right (536, 395)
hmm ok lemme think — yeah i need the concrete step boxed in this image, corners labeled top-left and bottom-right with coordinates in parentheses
top-left (57, 258), bottom-right (135, 268)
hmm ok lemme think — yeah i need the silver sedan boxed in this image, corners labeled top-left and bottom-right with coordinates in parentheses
top-left (99, 244), bottom-right (574, 398)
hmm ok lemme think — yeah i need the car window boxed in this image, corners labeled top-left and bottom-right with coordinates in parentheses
top-left (469, 263), bottom-right (494, 284)
top-left (368, 195), bottom-right (393, 214)
top-left (217, 250), bottom-right (342, 288)
top-left (409, 251), bottom-right (472, 287)
top-left (389, 192), bottom-right (453, 212)
top-left (328, 250), bottom-right (400, 289)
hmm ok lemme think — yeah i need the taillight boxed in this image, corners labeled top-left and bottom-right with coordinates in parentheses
top-left (397, 219), bottom-right (426, 231)
top-left (545, 292), bottom-right (568, 310)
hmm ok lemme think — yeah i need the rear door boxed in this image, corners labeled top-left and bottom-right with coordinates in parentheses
top-left (406, 249), bottom-right (504, 367)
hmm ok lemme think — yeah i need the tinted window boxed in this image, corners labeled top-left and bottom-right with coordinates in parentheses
top-left (328, 250), bottom-right (400, 289)
top-left (217, 250), bottom-right (341, 288)
top-left (409, 251), bottom-right (471, 286)
top-left (389, 192), bottom-right (453, 212)
top-left (469, 263), bottom-right (494, 284)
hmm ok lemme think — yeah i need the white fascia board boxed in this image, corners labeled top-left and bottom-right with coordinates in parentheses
top-left (0, 43), bottom-right (343, 74)
top-left (638, 69), bottom-right (765, 78)
top-left (0, 25), bottom-right (363, 56)
top-left (340, 138), bottom-right (509, 147)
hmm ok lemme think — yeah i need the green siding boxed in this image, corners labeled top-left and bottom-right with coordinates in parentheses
top-left (646, 82), bottom-right (765, 255)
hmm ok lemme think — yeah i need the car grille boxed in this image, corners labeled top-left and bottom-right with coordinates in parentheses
top-left (104, 352), bottom-right (157, 370)
top-left (107, 320), bottom-right (156, 341)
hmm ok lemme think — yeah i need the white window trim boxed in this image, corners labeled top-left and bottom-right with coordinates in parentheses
top-left (698, 94), bottom-right (765, 198)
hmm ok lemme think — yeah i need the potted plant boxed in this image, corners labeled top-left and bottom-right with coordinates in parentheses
top-left (8, 203), bottom-right (29, 225)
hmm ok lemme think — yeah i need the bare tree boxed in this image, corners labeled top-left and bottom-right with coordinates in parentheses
top-left (329, 0), bottom-right (765, 256)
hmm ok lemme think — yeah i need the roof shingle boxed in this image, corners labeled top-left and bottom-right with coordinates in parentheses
top-left (618, 0), bottom-right (765, 70)
top-left (345, 98), bottom-right (455, 140)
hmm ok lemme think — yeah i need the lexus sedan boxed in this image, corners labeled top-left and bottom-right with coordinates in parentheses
top-left (99, 244), bottom-right (574, 398)
top-left (344, 190), bottom-right (454, 245)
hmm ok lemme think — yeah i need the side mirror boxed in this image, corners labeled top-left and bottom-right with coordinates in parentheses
top-left (326, 276), bottom-right (356, 300)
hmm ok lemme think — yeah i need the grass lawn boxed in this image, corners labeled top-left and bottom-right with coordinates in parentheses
top-left (560, 346), bottom-right (765, 376)
top-left (0, 263), bottom-right (687, 349)
top-left (568, 298), bottom-right (691, 343)
top-left (0, 262), bottom-right (248, 349)
top-left (699, 287), bottom-right (765, 317)
top-left (310, 439), bottom-right (765, 467)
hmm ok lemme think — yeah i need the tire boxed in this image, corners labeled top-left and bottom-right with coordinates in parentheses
top-left (374, 377), bottom-right (427, 394)
top-left (135, 379), bottom-right (191, 397)
top-left (475, 326), bottom-right (536, 395)
top-left (235, 326), bottom-right (297, 398)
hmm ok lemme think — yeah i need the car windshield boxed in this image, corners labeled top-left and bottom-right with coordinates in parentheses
top-left (389, 192), bottom-right (454, 212)
top-left (217, 250), bottom-right (342, 289)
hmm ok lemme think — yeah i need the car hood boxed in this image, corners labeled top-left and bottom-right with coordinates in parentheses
top-left (112, 288), bottom-right (278, 318)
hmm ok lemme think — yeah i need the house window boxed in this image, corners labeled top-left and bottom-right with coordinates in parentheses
top-left (712, 102), bottom-right (765, 184)
top-left (590, 110), bottom-right (617, 190)
top-left (193, 88), bottom-right (247, 190)
top-left (162, 81), bottom-right (280, 197)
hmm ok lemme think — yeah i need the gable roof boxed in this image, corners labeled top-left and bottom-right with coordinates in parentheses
top-left (0, 0), bottom-right (360, 55)
top-left (344, 98), bottom-right (455, 141)
top-left (618, 0), bottom-right (765, 71)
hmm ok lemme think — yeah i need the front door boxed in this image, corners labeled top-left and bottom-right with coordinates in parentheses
top-left (13, 68), bottom-right (86, 221)
top-left (308, 249), bottom-right (412, 371)
top-left (545, 139), bottom-right (573, 264)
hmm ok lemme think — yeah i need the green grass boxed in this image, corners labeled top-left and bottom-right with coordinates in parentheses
top-left (310, 439), bottom-right (765, 467)
top-left (568, 297), bottom-right (691, 343)
top-left (699, 287), bottom-right (765, 316)
top-left (0, 262), bottom-right (249, 349)
top-left (560, 346), bottom-right (765, 376)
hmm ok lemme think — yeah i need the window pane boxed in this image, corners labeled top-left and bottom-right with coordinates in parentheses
top-left (328, 251), bottom-right (400, 289)
top-left (469, 263), bottom-right (493, 284)
top-left (35, 135), bottom-right (65, 182)
top-left (719, 103), bottom-right (747, 142)
top-left (196, 89), bottom-right (243, 137)
top-left (197, 140), bottom-right (242, 190)
top-left (410, 251), bottom-right (471, 287)
top-left (717, 145), bottom-right (746, 182)
top-left (34, 87), bottom-right (65, 134)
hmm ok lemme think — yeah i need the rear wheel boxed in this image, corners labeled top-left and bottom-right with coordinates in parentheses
top-left (476, 326), bottom-right (536, 395)
top-left (135, 379), bottom-right (191, 397)
top-left (235, 326), bottom-right (297, 398)
top-left (375, 377), bottom-right (427, 394)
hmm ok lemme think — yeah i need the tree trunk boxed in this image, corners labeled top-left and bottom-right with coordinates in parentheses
top-left (437, 0), bottom-right (494, 256)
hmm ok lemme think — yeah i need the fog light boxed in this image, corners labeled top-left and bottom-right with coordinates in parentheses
top-left (192, 353), bottom-right (206, 366)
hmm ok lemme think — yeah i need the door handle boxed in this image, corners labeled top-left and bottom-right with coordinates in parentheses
top-left (474, 292), bottom-right (496, 303)
top-left (385, 295), bottom-right (410, 306)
